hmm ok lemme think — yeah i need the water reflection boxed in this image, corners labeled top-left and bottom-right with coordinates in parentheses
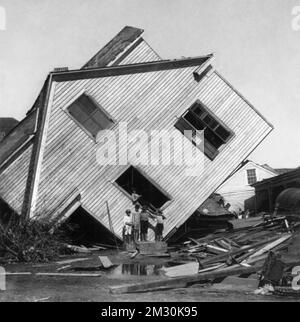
top-left (110, 262), bottom-right (182, 276)
top-left (122, 263), bottom-right (162, 276)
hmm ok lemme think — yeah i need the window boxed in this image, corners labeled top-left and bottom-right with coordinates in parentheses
top-left (115, 166), bottom-right (171, 211)
top-left (175, 101), bottom-right (233, 160)
top-left (67, 93), bottom-right (114, 139)
top-left (247, 169), bottom-right (257, 185)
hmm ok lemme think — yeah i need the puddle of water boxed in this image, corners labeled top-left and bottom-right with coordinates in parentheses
top-left (107, 261), bottom-right (183, 276)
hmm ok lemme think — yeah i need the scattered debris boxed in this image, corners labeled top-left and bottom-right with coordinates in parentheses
top-left (163, 262), bottom-right (199, 278)
top-left (0, 272), bottom-right (32, 275)
top-left (56, 265), bottom-right (71, 271)
top-left (110, 214), bottom-right (300, 294)
top-left (33, 297), bottom-right (51, 302)
top-left (66, 245), bottom-right (91, 254)
top-left (99, 256), bottom-right (114, 269)
top-left (56, 257), bottom-right (90, 265)
top-left (130, 250), bottom-right (139, 259)
top-left (109, 264), bottom-right (262, 294)
top-left (36, 272), bottom-right (101, 277)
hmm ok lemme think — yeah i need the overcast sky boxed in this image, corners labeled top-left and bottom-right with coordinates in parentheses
top-left (0, 0), bottom-right (299, 168)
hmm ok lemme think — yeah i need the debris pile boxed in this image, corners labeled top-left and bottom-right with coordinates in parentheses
top-left (110, 215), bottom-right (300, 294)
top-left (169, 215), bottom-right (296, 274)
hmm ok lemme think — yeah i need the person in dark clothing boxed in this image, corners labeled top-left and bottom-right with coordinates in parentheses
top-left (154, 210), bottom-right (166, 241)
top-left (140, 205), bottom-right (155, 241)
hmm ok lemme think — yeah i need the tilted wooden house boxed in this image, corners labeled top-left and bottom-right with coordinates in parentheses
top-left (0, 26), bottom-right (273, 241)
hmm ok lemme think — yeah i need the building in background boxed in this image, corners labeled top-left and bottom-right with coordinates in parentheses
top-left (217, 160), bottom-right (278, 213)
top-left (253, 167), bottom-right (300, 213)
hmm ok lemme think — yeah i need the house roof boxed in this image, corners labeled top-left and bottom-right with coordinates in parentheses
top-left (260, 163), bottom-right (278, 174)
top-left (82, 26), bottom-right (144, 69)
top-left (253, 166), bottom-right (300, 188)
top-left (274, 168), bottom-right (296, 175)
top-left (249, 161), bottom-right (278, 175)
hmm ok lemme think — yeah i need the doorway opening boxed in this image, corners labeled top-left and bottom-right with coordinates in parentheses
top-left (61, 207), bottom-right (121, 247)
top-left (115, 166), bottom-right (171, 211)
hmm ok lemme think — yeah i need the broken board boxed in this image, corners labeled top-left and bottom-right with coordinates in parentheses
top-left (162, 262), bottom-right (199, 278)
top-left (99, 256), bottom-right (114, 269)
top-left (136, 242), bottom-right (168, 255)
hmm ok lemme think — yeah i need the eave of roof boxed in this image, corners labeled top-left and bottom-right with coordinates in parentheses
top-left (51, 55), bottom-right (213, 82)
top-left (253, 167), bottom-right (300, 187)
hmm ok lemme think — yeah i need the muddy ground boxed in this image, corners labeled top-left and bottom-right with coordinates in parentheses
top-left (0, 250), bottom-right (299, 302)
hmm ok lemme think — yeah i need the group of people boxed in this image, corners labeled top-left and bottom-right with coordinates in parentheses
top-left (123, 195), bottom-right (166, 244)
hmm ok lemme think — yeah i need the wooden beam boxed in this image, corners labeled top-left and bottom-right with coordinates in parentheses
top-left (52, 56), bottom-right (212, 82)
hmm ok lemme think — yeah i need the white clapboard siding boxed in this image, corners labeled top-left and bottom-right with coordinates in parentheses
top-left (32, 60), bottom-right (272, 240)
top-left (118, 39), bottom-right (161, 65)
top-left (0, 143), bottom-right (33, 213)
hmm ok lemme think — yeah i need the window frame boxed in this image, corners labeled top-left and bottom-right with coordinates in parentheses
top-left (112, 165), bottom-right (173, 210)
top-left (175, 100), bottom-right (234, 160)
top-left (246, 169), bottom-right (258, 185)
top-left (64, 92), bottom-right (116, 142)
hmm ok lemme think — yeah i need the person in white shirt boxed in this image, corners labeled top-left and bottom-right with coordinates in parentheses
top-left (123, 209), bottom-right (133, 244)
top-left (131, 188), bottom-right (141, 205)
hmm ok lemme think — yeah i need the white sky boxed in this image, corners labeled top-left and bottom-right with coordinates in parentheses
top-left (0, 0), bottom-right (300, 168)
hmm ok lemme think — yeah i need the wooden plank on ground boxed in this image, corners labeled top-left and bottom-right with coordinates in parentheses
top-left (0, 272), bottom-right (32, 275)
top-left (36, 273), bottom-right (101, 277)
top-left (109, 264), bottom-right (262, 294)
top-left (163, 262), bottom-right (199, 277)
top-left (200, 235), bottom-right (282, 266)
top-left (248, 234), bottom-right (292, 259)
top-left (99, 256), bottom-right (114, 268)
top-left (56, 257), bottom-right (90, 265)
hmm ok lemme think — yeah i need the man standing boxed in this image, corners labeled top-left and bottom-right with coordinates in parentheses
top-left (140, 206), bottom-right (155, 242)
top-left (132, 204), bottom-right (141, 242)
top-left (123, 209), bottom-right (133, 245)
top-left (155, 210), bottom-right (166, 241)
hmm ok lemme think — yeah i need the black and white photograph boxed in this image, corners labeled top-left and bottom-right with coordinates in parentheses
top-left (0, 0), bottom-right (300, 306)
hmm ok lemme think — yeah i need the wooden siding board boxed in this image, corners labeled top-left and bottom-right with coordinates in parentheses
top-left (118, 39), bottom-right (161, 65)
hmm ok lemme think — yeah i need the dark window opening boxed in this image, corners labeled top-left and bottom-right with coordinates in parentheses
top-left (61, 207), bottom-right (121, 247)
top-left (175, 101), bottom-right (233, 160)
top-left (67, 93), bottom-right (114, 138)
top-left (115, 166), bottom-right (170, 211)
top-left (247, 169), bottom-right (257, 185)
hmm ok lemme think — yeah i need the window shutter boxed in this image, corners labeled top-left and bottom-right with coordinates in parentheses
top-left (175, 117), bottom-right (192, 133)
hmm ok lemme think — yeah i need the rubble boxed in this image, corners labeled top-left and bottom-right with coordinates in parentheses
top-left (109, 214), bottom-right (300, 294)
